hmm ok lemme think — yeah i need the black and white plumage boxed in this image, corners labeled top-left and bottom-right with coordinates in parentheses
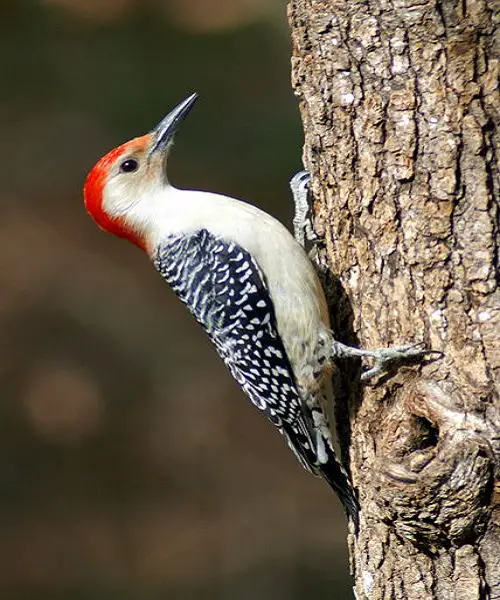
top-left (155, 230), bottom-right (303, 427)
top-left (85, 95), bottom-right (360, 524)
top-left (86, 95), bottom-right (428, 529)
top-left (154, 229), bottom-right (358, 519)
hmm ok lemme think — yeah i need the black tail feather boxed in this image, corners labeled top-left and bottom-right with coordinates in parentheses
top-left (282, 423), bottom-right (360, 530)
top-left (318, 457), bottom-right (360, 531)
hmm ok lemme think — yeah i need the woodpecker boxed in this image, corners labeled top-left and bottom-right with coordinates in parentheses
top-left (84, 93), bottom-right (425, 524)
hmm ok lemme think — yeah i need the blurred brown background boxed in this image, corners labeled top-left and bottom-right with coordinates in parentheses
top-left (0, 1), bottom-right (351, 598)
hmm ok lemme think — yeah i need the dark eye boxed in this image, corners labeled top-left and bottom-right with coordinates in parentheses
top-left (120, 159), bottom-right (139, 173)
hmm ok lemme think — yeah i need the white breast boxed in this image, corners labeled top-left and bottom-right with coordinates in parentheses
top-left (136, 187), bottom-right (331, 377)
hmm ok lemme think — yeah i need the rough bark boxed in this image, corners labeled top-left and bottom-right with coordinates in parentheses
top-left (288, 1), bottom-right (500, 598)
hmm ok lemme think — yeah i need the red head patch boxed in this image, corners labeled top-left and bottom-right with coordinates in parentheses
top-left (83, 135), bottom-right (150, 250)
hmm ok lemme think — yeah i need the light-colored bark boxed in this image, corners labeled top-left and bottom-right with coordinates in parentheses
top-left (288, 0), bottom-right (500, 598)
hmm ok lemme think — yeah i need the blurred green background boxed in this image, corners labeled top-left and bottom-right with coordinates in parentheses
top-left (0, 1), bottom-right (352, 598)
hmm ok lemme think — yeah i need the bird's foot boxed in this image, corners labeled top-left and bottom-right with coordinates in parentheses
top-left (289, 170), bottom-right (320, 248)
top-left (331, 341), bottom-right (429, 381)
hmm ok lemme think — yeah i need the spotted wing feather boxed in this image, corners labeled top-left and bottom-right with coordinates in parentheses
top-left (154, 229), bottom-right (317, 468)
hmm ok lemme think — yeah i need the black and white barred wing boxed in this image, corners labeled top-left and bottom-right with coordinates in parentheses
top-left (154, 229), bottom-right (317, 470)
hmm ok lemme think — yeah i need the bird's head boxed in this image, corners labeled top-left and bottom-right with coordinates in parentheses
top-left (83, 93), bottom-right (198, 250)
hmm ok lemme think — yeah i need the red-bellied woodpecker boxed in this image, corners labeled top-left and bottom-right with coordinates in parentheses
top-left (83, 94), bottom-right (426, 525)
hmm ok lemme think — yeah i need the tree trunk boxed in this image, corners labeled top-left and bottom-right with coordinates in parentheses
top-left (288, 1), bottom-right (500, 598)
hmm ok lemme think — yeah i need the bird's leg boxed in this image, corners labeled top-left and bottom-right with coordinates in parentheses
top-left (290, 171), bottom-right (430, 380)
top-left (289, 170), bottom-right (320, 248)
top-left (332, 341), bottom-right (428, 381)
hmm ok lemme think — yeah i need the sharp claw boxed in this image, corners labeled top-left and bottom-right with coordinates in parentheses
top-left (360, 342), bottom-right (431, 381)
top-left (290, 170), bottom-right (311, 189)
top-left (332, 340), bottom-right (433, 382)
top-left (360, 367), bottom-right (378, 382)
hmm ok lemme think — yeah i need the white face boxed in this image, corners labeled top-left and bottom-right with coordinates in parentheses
top-left (102, 138), bottom-right (168, 223)
top-left (85, 95), bottom-right (199, 250)
top-left (100, 92), bottom-right (198, 228)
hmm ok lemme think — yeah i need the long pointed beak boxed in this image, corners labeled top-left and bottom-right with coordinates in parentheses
top-left (150, 92), bottom-right (198, 154)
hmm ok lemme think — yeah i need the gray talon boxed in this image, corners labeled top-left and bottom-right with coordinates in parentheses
top-left (290, 170), bottom-right (318, 247)
top-left (331, 341), bottom-right (429, 381)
